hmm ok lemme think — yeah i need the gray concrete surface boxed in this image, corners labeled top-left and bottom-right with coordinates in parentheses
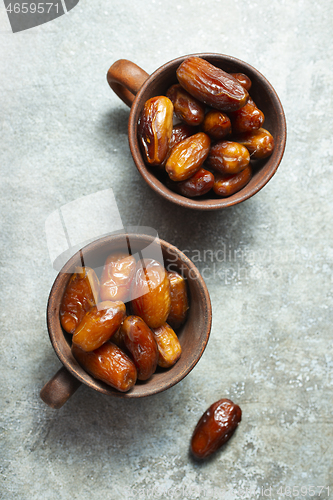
top-left (1, 1), bottom-right (333, 499)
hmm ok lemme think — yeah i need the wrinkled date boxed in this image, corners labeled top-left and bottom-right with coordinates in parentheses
top-left (176, 57), bottom-right (249, 112)
top-left (72, 342), bottom-right (137, 392)
top-left (208, 140), bottom-right (250, 175)
top-left (152, 322), bottom-right (182, 368)
top-left (202, 110), bottom-right (231, 141)
top-left (60, 267), bottom-right (99, 334)
top-left (213, 165), bottom-right (252, 197)
top-left (161, 123), bottom-right (196, 168)
top-left (174, 168), bottom-right (215, 198)
top-left (230, 72), bottom-right (252, 91)
top-left (169, 123), bottom-right (196, 150)
top-left (120, 315), bottom-right (158, 380)
top-left (235, 127), bottom-right (275, 159)
top-left (131, 258), bottom-right (171, 328)
top-left (100, 252), bottom-right (136, 303)
top-left (165, 132), bottom-right (211, 181)
top-left (228, 97), bottom-right (265, 134)
top-left (191, 398), bottom-right (242, 459)
top-left (166, 84), bottom-right (205, 126)
top-left (138, 95), bottom-right (174, 166)
top-left (167, 270), bottom-right (189, 329)
top-left (72, 300), bottom-right (126, 352)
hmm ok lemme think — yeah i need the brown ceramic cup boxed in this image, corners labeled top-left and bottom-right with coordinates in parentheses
top-left (40, 233), bottom-right (212, 408)
top-left (107, 53), bottom-right (287, 210)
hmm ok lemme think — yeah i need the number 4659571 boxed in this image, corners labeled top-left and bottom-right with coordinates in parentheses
top-left (6, 3), bottom-right (59, 14)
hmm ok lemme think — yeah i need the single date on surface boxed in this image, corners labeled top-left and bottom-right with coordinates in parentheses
top-left (191, 398), bottom-right (242, 459)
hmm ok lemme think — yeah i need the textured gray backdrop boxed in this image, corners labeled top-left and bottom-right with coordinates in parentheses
top-left (1, 1), bottom-right (332, 499)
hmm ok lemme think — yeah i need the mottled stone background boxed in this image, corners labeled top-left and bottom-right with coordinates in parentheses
top-left (1, 1), bottom-right (332, 499)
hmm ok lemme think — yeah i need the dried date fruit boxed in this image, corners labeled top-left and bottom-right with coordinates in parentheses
top-left (60, 267), bottom-right (99, 334)
top-left (228, 97), bottom-right (264, 134)
top-left (165, 132), bottom-right (211, 182)
top-left (213, 165), bottom-right (252, 197)
top-left (176, 57), bottom-right (249, 112)
top-left (167, 270), bottom-right (189, 329)
top-left (235, 127), bottom-right (274, 159)
top-left (208, 140), bottom-right (250, 175)
top-left (120, 315), bottom-right (158, 380)
top-left (152, 322), bottom-right (182, 368)
top-left (169, 123), bottom-right (196, 149)
top-left (72, 342), bottom-right (137, 392)
top-left (72, 300), bottom-right (126, 352)
top-left (202, 110), bottom-right (231, 141)
top-left (174, 168), bottom-right (215, 198)
top-left (230, 72), bottom-right (252, 91)
top-left (191, 398), bottom-right (242, 459)
top-left (161, 123), bottom-right (196, 167)
top-left (166, 84), bottom-right (205, 126)
top-left (111, 326), bottom-right (127, 351)
top-left (100, 252), bottom-right (136, 303)
top-left (138, 95), bottom-right (174, 165)
top-left (131, 258), bottom-right (171, 329)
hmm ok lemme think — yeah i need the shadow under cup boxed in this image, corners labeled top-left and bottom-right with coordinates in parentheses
top-left (45, 233), bottom-right (212, 402)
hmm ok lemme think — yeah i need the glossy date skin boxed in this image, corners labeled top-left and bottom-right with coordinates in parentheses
top-left (230, 72), bottom-right (252, 91)
top-left (191, 398), bottom-right (242, 459)
top-left (60, 266), bottom-right (99, 334)
top-left (169, 123), bottom-right (196, 149)
top-left (167, 271), bottom-right (189, 328)
top-left (174, 168), bottom-right (215, 198)
top-left (166, 84), bottom-right (205, 126)
top-left (213, 165), bottom-right (252, 197)
top-left (228, 97), bottom-right (265, 134)
top-left (138, 95), bottom-right (174, 165)
top-left (152, 322), bottom-right (182, 368)
top-left (120, 315), bottom-right (158, 380)
top-left (235, 127), bottom-right (274, 159)
top-left (176, 57), bottom-right (249, 112)
top-left (72, 300), bottom-right (126, 352)
top-left (131, 259), bottom-right (171, 329)
top-left (208, 140), bottom-right (250, 175)
top-left (162, 123), bottom-right (196, 167)
top-left (100, 252), bottom-right (136, 303)
top-left (202, 109), bottom-right (231, 141)
top-left (72, 342), bottom-right (137, 392)
top-left (165, 132), bottom-right (211, 182)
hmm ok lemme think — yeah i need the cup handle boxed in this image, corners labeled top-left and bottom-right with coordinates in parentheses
top-left (107, 59), bottom-right (149, 107)
top-left (40, 366), bottom-right (81, 409)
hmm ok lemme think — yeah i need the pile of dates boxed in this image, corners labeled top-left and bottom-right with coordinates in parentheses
top-left (138, 57), bottom-right (274, 198)
top-left (60, 252), bottom-right (188, 392)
